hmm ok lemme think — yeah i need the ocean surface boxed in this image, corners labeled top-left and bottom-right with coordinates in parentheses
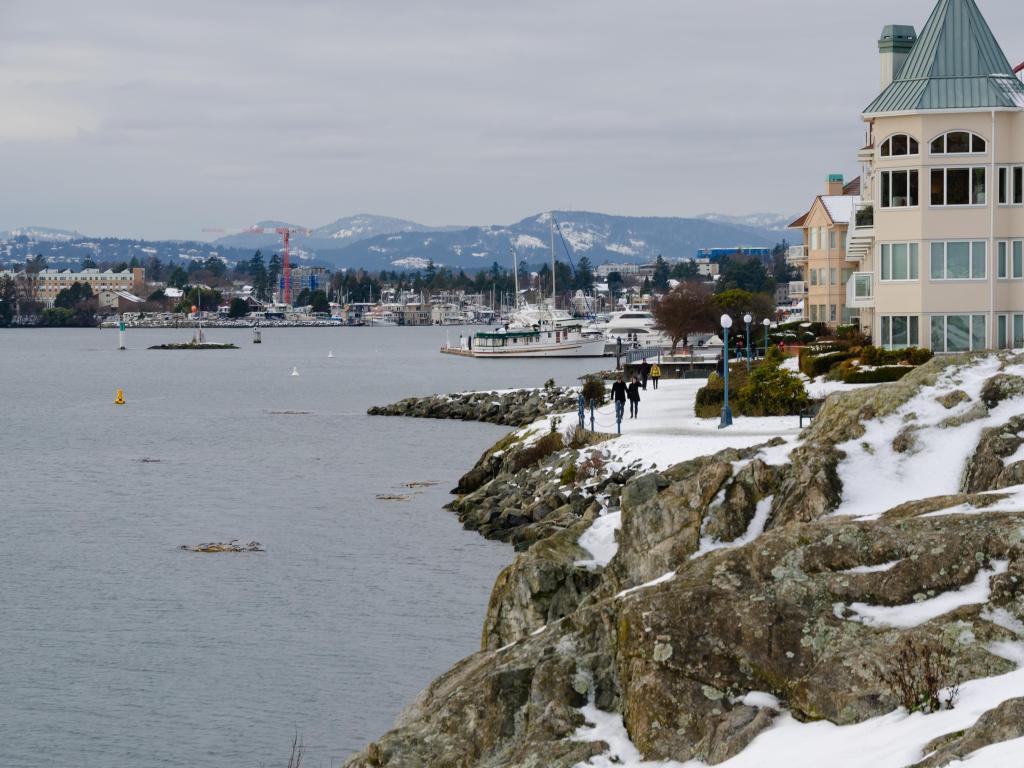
top-left (0, 326), bottom-right (604, 768)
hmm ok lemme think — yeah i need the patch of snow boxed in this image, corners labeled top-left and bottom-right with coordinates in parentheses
top-left (841, 561), bottom-right (1008, 629)
top-left (616, 570), bottom-right (676, 599)
top-left (692, 496), bottom-right (774, 559)
top-left (839, 560), bottom-right (902, 575)
top-left (576, 511), bottom-right (622, 570)
top-left (515, 234), bottom-right (546, 250)
top-left (737, 691), bottom-right (782, 710)
top-left (982, 607), bottom-right (1024, 637)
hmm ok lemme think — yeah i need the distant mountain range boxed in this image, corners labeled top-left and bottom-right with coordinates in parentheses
top-left (0, 211), bottom-right (798, 272)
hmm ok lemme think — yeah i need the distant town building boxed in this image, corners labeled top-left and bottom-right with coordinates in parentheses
top-left (22, 268), bottom-right (145, 308)
top-left (282, 266), bottom-right (329, 295)
top-left (596, 263), bottom-right (640, 278)
top-left (695, 247), bottom-right (772, 263)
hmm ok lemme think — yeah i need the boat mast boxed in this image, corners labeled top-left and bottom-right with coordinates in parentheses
top-left (549, 216), bottom-right (556, 307)
top-left (511, 244), bottom-right (519, 309)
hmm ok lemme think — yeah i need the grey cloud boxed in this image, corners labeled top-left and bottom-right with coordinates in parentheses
top-left (1, 0), bottom-right (1021, 239)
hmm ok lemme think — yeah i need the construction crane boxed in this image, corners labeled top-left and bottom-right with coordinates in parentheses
top-left (201, 225), bottom-right (311, 305)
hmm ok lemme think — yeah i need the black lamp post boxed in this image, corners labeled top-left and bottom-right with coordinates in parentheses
top-left (719, 314), bottom-right (733, 429)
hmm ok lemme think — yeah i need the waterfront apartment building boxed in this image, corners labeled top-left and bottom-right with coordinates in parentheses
top-left (849, 0), bottom-right (1024, 352)
top-left (2, 267), bottom-right (145, 307)
top-left (788, 175), bottom-right (862, 327)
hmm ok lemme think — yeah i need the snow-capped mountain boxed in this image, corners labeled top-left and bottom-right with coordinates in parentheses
top-left (696, 212), bottom-right (797, 233)
top-left (315, 211), bottom-right (787, 271)
top-left (0, 211), bottom-right (792, 271)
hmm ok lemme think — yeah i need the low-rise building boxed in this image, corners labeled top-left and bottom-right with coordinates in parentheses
top-left (788, 175), bottom-right (862, 327)
top-left (31, 268), bottom-right (145, 307)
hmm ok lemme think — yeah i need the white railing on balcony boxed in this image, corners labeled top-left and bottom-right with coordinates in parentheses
top-left (787, 246), bottom-right (807, 264)
top-left (789, 281), bottom-right (807, 297)
top-left (846, 272), bottom-right (874, 307)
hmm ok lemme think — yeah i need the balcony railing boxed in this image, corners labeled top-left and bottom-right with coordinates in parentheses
top-left (787, 245), bottom-right (807, 265)
top-left (789, 281), bottom-right (807, 297)
top-left (846, 272), bottom-right (874, 307)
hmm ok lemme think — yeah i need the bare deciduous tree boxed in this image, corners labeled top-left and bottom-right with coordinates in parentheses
top-left (651, 280), bottom-right (717, 354)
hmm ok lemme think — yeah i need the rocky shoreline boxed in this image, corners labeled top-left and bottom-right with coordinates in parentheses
top-left (367, 385), bottom-right (580, 427)
top-left (346, 356), bottom-right (1024, 767)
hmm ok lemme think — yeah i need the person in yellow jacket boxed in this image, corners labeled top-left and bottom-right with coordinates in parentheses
top-left (650, 363), bottom-right (662, 390)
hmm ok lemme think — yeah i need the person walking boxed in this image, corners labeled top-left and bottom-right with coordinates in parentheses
top-left (650, 362), bottom-right (662, 390)
top-left (611, 374), bottom-right (628, 411)
top-left (640, 359), bottom-right (652, 390)
top-left (627, 376), bottom-right (641, 419)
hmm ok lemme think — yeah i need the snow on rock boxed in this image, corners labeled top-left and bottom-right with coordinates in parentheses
top-left (839, 560), bottom-right (902, 575)
top-left (833, 357), bottom-right (1012, 519)
top-left (574, 641), bottom-right (1024, 768)
top-left (616, 570), bottom-right (676, 599)
top-left (576, 511), bottom-right (622, 570)
top-left (839, 561), bottom-right (1009, 629)
top-left (691, 496), bottom-right (774, 560)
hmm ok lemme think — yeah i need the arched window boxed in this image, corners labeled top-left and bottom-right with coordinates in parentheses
top-left (930, 131), bottom-right (987, 155)
top-left (880, 134), bottom-right (919, 157)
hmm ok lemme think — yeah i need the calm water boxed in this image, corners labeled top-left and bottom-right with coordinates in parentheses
top-left (0, 326), bottom-right (602, 768)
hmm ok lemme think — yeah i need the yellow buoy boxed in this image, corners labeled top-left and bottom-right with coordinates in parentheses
top-left (114, 389), bottom-right (126, 405)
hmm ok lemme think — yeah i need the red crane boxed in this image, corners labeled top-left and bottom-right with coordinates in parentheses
top-left (202, 225), bottom-right (311, 305)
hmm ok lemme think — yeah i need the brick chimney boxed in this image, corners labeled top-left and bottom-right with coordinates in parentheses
top-left (826, 174), bottom-right (844, 197)
top-left (879, 25), bottom-right (916, 90)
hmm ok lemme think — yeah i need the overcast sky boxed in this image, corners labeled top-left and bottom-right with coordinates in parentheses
top-left (1, 0), bottom-right (1022, 240)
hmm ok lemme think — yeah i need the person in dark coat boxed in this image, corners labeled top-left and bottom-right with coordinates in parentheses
top-left (627, 376), bottom-right (641, 418)
top-left (640, 359), bottom-right (652, 390)
top-left (611, 374), bottom-right (628, 406)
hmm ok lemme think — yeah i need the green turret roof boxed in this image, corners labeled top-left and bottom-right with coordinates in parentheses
top-left (864, 0), bottom-right (1024, 115)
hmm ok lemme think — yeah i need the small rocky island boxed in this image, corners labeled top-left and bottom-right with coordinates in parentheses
top-left (349, 354), bottom-right (1024, 767)
top-left (149, 342), bottom-right (238, 350)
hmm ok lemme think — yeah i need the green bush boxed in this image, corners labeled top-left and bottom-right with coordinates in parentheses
top-left (738, 364), bottom-right (810, 416)
top-left (560, 463), bottom-right (578, 485)
top-left (695, 360), bottom-right (807, 418)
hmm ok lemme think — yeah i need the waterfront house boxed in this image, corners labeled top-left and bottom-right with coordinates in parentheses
top-left (853, 0), bottom-right (1024, 351)
top-left (787, 175), bottom-right (862, 327)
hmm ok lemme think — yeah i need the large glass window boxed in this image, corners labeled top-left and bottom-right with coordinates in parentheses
top-left (930, 131), bottom-right (987, 155)
top-left (881, 134), bottom-right (920, 157)
top-left (880, 243), bottom-right (919, 281)
top-left (931, 315), bottom-right (987, 352)
top-left (930, 241), bottom-right (986, 280)
top-left (997, 241), bottom-right (1024, 279)
top-left (1000, 166), bottom-right (1024, 205)
top-left (931, 167), bottom-right (986, 206)
top-left (881, 315), bottom-right (920, 349)
top-left (881, 170), bottom-right (919, 208)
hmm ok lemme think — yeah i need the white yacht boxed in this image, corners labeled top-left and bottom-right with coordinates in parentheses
top-left (593, 308), bottom-right (669, 351)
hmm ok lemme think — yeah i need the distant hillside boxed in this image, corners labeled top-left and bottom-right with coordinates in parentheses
top-left (0, 211), bottom-right (795, 271)
top-left (211, 214), bottom-right (456, 252)
top-left (310, 211), bottom-right (789, 271)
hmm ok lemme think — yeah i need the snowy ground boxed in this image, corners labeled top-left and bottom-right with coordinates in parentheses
top-left (563, 355), bottom-right (1024, 768)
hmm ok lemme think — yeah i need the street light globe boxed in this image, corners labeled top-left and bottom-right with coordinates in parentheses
top-left (744, 314), bottom-right (752, 324)
top-left (720, 314), bottom-right (733, 330)
top-left (763, 318), bottom-right (771, 327)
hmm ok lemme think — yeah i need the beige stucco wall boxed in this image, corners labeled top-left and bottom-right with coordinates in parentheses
top-left (796, 198), bottom-right (853, 326)
top-left (865, 109), bottom-right (1024, 348)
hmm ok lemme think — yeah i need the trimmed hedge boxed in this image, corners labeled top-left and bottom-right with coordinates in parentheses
top-left (841, 365), bottom-right (914, 384)
top-left (799, 348), bottom-right (856, 378)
